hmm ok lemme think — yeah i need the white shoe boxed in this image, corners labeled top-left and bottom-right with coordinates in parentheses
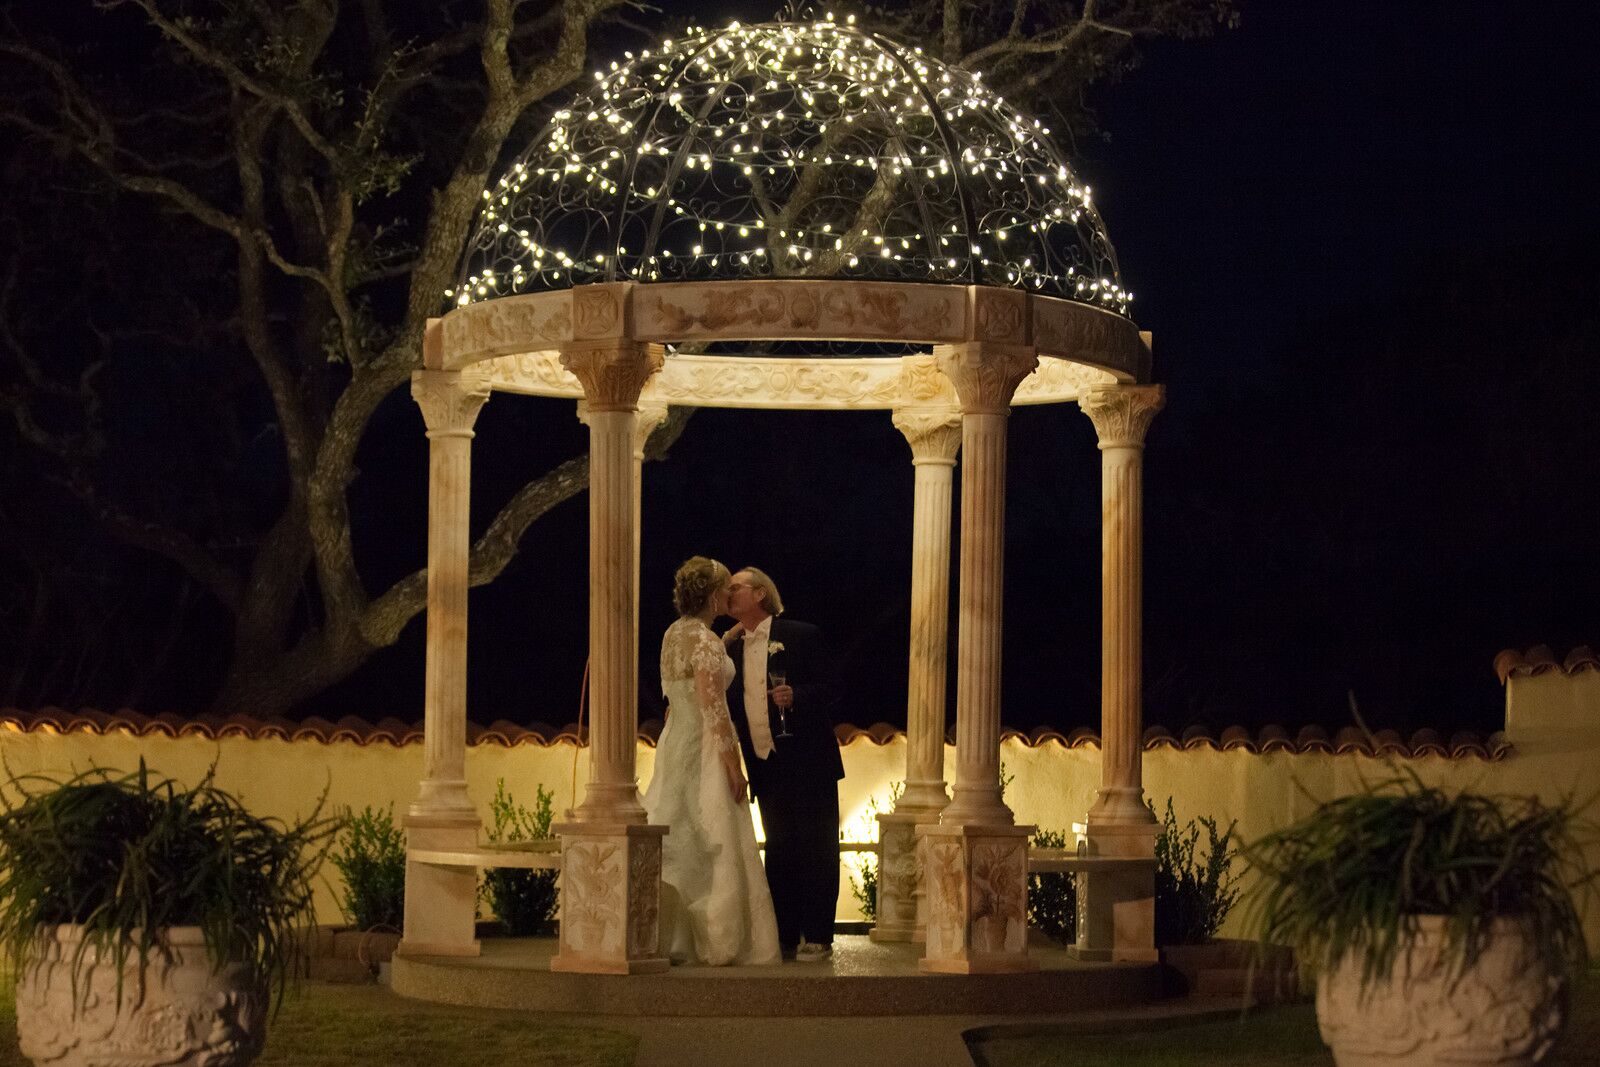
top-left (794, 940), bottom-right (832, 962)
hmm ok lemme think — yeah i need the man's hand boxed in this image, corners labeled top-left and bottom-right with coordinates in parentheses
top-left (769, 684), bottom-right (793, 709)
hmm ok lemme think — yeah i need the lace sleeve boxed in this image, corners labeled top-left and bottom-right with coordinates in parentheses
top-left (691, 629), bottom-right (741, 759)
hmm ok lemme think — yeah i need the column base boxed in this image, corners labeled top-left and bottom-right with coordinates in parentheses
top-left (399, 812), bottom-right (482, 959)
top-left (551, 822), bottom-right (669, 976)
top-left (916, 822), bottom-right (1037, 974)
top-left (1074, 822), bottom-right (1158, 963)
top-left (869, 810), bottom-right (941, 943)
top-left (568, 784), bottom-right (648, 826)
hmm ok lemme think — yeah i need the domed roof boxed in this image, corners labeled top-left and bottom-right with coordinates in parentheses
top-left (453, 15), bottom-right (1129, 314)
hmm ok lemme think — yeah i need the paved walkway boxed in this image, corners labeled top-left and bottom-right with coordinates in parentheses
top-left (570, 997), bottom-right (1252, 1067)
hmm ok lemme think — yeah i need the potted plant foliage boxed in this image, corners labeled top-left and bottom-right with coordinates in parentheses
top-left (0, 763), bottom-right (336, 1067)
top-left (1243, 771), bottom-right (1596, 1066)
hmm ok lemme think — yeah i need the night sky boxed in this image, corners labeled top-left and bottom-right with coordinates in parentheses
top-left (6, 3), bottom-right (1597, 739)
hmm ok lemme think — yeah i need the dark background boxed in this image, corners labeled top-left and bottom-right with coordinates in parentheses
top-left (6, 3), bottom-right (1598, 737)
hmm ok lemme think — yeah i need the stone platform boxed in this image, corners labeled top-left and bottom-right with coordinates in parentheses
top-left (390, 935), bottom-right (1164, 1017)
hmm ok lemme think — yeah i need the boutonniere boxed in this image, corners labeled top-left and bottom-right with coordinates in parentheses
top-left (767, 640), bottom-right (785, 656)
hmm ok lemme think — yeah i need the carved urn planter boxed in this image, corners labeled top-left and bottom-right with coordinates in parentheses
top-left (16, 925), bottom-right (267, 1067)
top-left (1315, 917), bottom-right (1567, 1066)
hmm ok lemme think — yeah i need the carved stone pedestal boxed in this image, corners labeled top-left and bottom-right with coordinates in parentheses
top-left (870, 811), bottom-right (940, 943)
top-left (399, 813), bottom-right (482, 958)
top-left (551, 822), bottom-right (669, 975)
top-left (917, 822), bottom-right (1037, 974)
top-left (1073, 825), bottom-right (1158, 963)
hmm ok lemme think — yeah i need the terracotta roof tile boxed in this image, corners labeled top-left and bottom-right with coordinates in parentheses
top-left (1496, 644), bottom-right (1599, 682)
top-left (0, 707), bottom-right (1511, 761)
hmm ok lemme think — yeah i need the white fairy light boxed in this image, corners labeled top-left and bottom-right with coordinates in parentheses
top-left (452, 17), bottom-right (1130, 314)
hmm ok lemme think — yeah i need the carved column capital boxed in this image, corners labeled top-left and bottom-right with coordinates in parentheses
top-left (632, 399), bottom-right (671, 457)
top-left (935, 342), bottom-right (1038, 415)
top-left (560, 339), bottom-right (662, 412)
top-left (1078, 385), bottom-right (1165, 449)
top-left (411, 369), bottom-right (491, 438)
top-left (892, 407), bottom-right (963, 464)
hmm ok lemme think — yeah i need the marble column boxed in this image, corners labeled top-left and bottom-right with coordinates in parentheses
top-left (631, 394), bottom-right (671, 631)
top-left (553, 337), bottom-right (669, 975)
top-left (400, 367), bottom-right (490, 958)
top-left (936, 341), bottom-right (1037, 827)
top-left (1074, 383), bottom-right (1165, 963)
top-left (918, 341), bottom-right (1038, 974)
top-left (873, 357), bottom-right (961, 943)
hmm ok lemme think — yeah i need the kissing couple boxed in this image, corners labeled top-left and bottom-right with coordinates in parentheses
top-left (642, 557), bottom-right (845, 966)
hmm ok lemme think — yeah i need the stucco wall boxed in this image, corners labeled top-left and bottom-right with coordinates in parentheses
top-left (4, 667), bottom-right (1596, 947)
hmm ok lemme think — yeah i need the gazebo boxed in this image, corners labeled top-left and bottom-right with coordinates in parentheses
top-left (399, 15), bottom-right (1165, 978)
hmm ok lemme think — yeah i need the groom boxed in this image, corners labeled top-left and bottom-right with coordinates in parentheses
top-left (724, 566), bottom-right (844, 962)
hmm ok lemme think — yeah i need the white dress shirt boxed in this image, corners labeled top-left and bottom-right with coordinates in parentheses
top-left (741, 615), bottom-right (776, 759)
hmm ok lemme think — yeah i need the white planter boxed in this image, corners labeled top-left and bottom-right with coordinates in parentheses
top-left (1315, 916), bottom-right (1567, 1066)
top-left (16, 924), bottom-right (267, 1067)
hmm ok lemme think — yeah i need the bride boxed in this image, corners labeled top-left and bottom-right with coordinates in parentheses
top-left (644, 556), bottom-right (781, 966)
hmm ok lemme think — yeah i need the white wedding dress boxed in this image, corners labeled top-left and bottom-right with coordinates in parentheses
top-left (643, 617), bottom-right (782, 966)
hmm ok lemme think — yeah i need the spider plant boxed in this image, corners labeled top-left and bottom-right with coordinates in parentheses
top-left (0, 761), bottom-right (338, 1007)
top-left (1241, 769), bottom-right (1597, 988)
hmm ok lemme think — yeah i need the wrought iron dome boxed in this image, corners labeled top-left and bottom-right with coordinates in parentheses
top-left (452, 14), bottom-right (1131, 314)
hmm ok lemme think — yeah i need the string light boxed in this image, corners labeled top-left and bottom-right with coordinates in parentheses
top-left (447, 16), bottom-right (1131, 313)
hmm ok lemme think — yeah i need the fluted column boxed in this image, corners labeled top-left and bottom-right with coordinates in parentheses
top-left (562, 339), bottom-right (664, 825)
top-left (936, 341), bottom-right (1038, 826)
top-left (1078, 385), bottom-right (1164, 829)
top-left (401, 367), bottom-right (490, 959)
top-left (632, 392), bottom-right (671, 630)
top-left (874, 357), bottom-right (962, 943)
top-left (409, 368), bottom-right (492, 819)
top-left (1070, 383), bottom-right (1164, 965)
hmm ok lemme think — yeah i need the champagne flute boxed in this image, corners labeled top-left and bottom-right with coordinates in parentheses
top-left (769, 670), bottom-right (793, 738)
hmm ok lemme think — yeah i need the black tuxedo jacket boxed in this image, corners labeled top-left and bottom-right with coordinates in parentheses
top-left (726, 617), bottom-right (845, 801)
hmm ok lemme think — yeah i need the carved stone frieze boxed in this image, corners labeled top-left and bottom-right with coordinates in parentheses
top-left (936, 342), bottom-right (1039, 415)
top-left (897, 353), bottom-right (958, 405)
top-left (440, 293), bottom-right (572, 367)
top-left (968, 841), bottom-right (1028, 955)
top-left (636, 281), bottom-right (964, 342)
top-left (650, 356), bottom-right (904, 408)
top-left (879, 822), bottom-right (923, 926)
top-left (1011, 356), bottom-right (1117, 406)
top-left (923, 840), bottom-right (967, 958)
top-left (560, 840), bottom-right (625, 958)
top-left (560, 341), bottom-right (663, 411)
top-left (551, 824), bottom-right (668, 975)
top-left (411, 369), bottom-right (491, 437)
top-left (626, 837), bottom-right (663, 959)
top-left (1031, 295), bottom-right (1143, 377)
top-left (1077, 384), bottom-right (1165, 449)
top-left (572, 284), bottom-right (627, 339)
top-left (479, 351), bottom-right (583, 397)
top-left (972, 287), bottom-right (1028, 344)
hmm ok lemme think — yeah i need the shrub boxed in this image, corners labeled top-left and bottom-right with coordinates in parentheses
top-left (1028, 828), bottom-right (1076, 944)
top-left (481, 779), bottom-right (558, 935)
top-left (1154, 797), bottom-right (1240, 946)
top-left (845, 782), bottom-right (902, 923)
top-left (1243, 774), bottom-right (1596, 985)
top-left (329, 804), bottom-right (406, 932)
top-left (0, 762), bottom-right (335, 1006)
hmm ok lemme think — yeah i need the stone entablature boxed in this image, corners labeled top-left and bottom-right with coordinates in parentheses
top-left (429, 280), bottom-right (1149, 405)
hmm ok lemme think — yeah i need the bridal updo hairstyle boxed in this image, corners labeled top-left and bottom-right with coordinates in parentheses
top-left (673, 556), bottom-right (729, 617)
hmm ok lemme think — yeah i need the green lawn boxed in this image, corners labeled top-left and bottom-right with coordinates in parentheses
top-left (3, 970), bottom-right (1596, 1066)
top-left (966, 972), bottom-right (1600, 1067)
top-left (0, 977), bottom-right (636, 1067)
